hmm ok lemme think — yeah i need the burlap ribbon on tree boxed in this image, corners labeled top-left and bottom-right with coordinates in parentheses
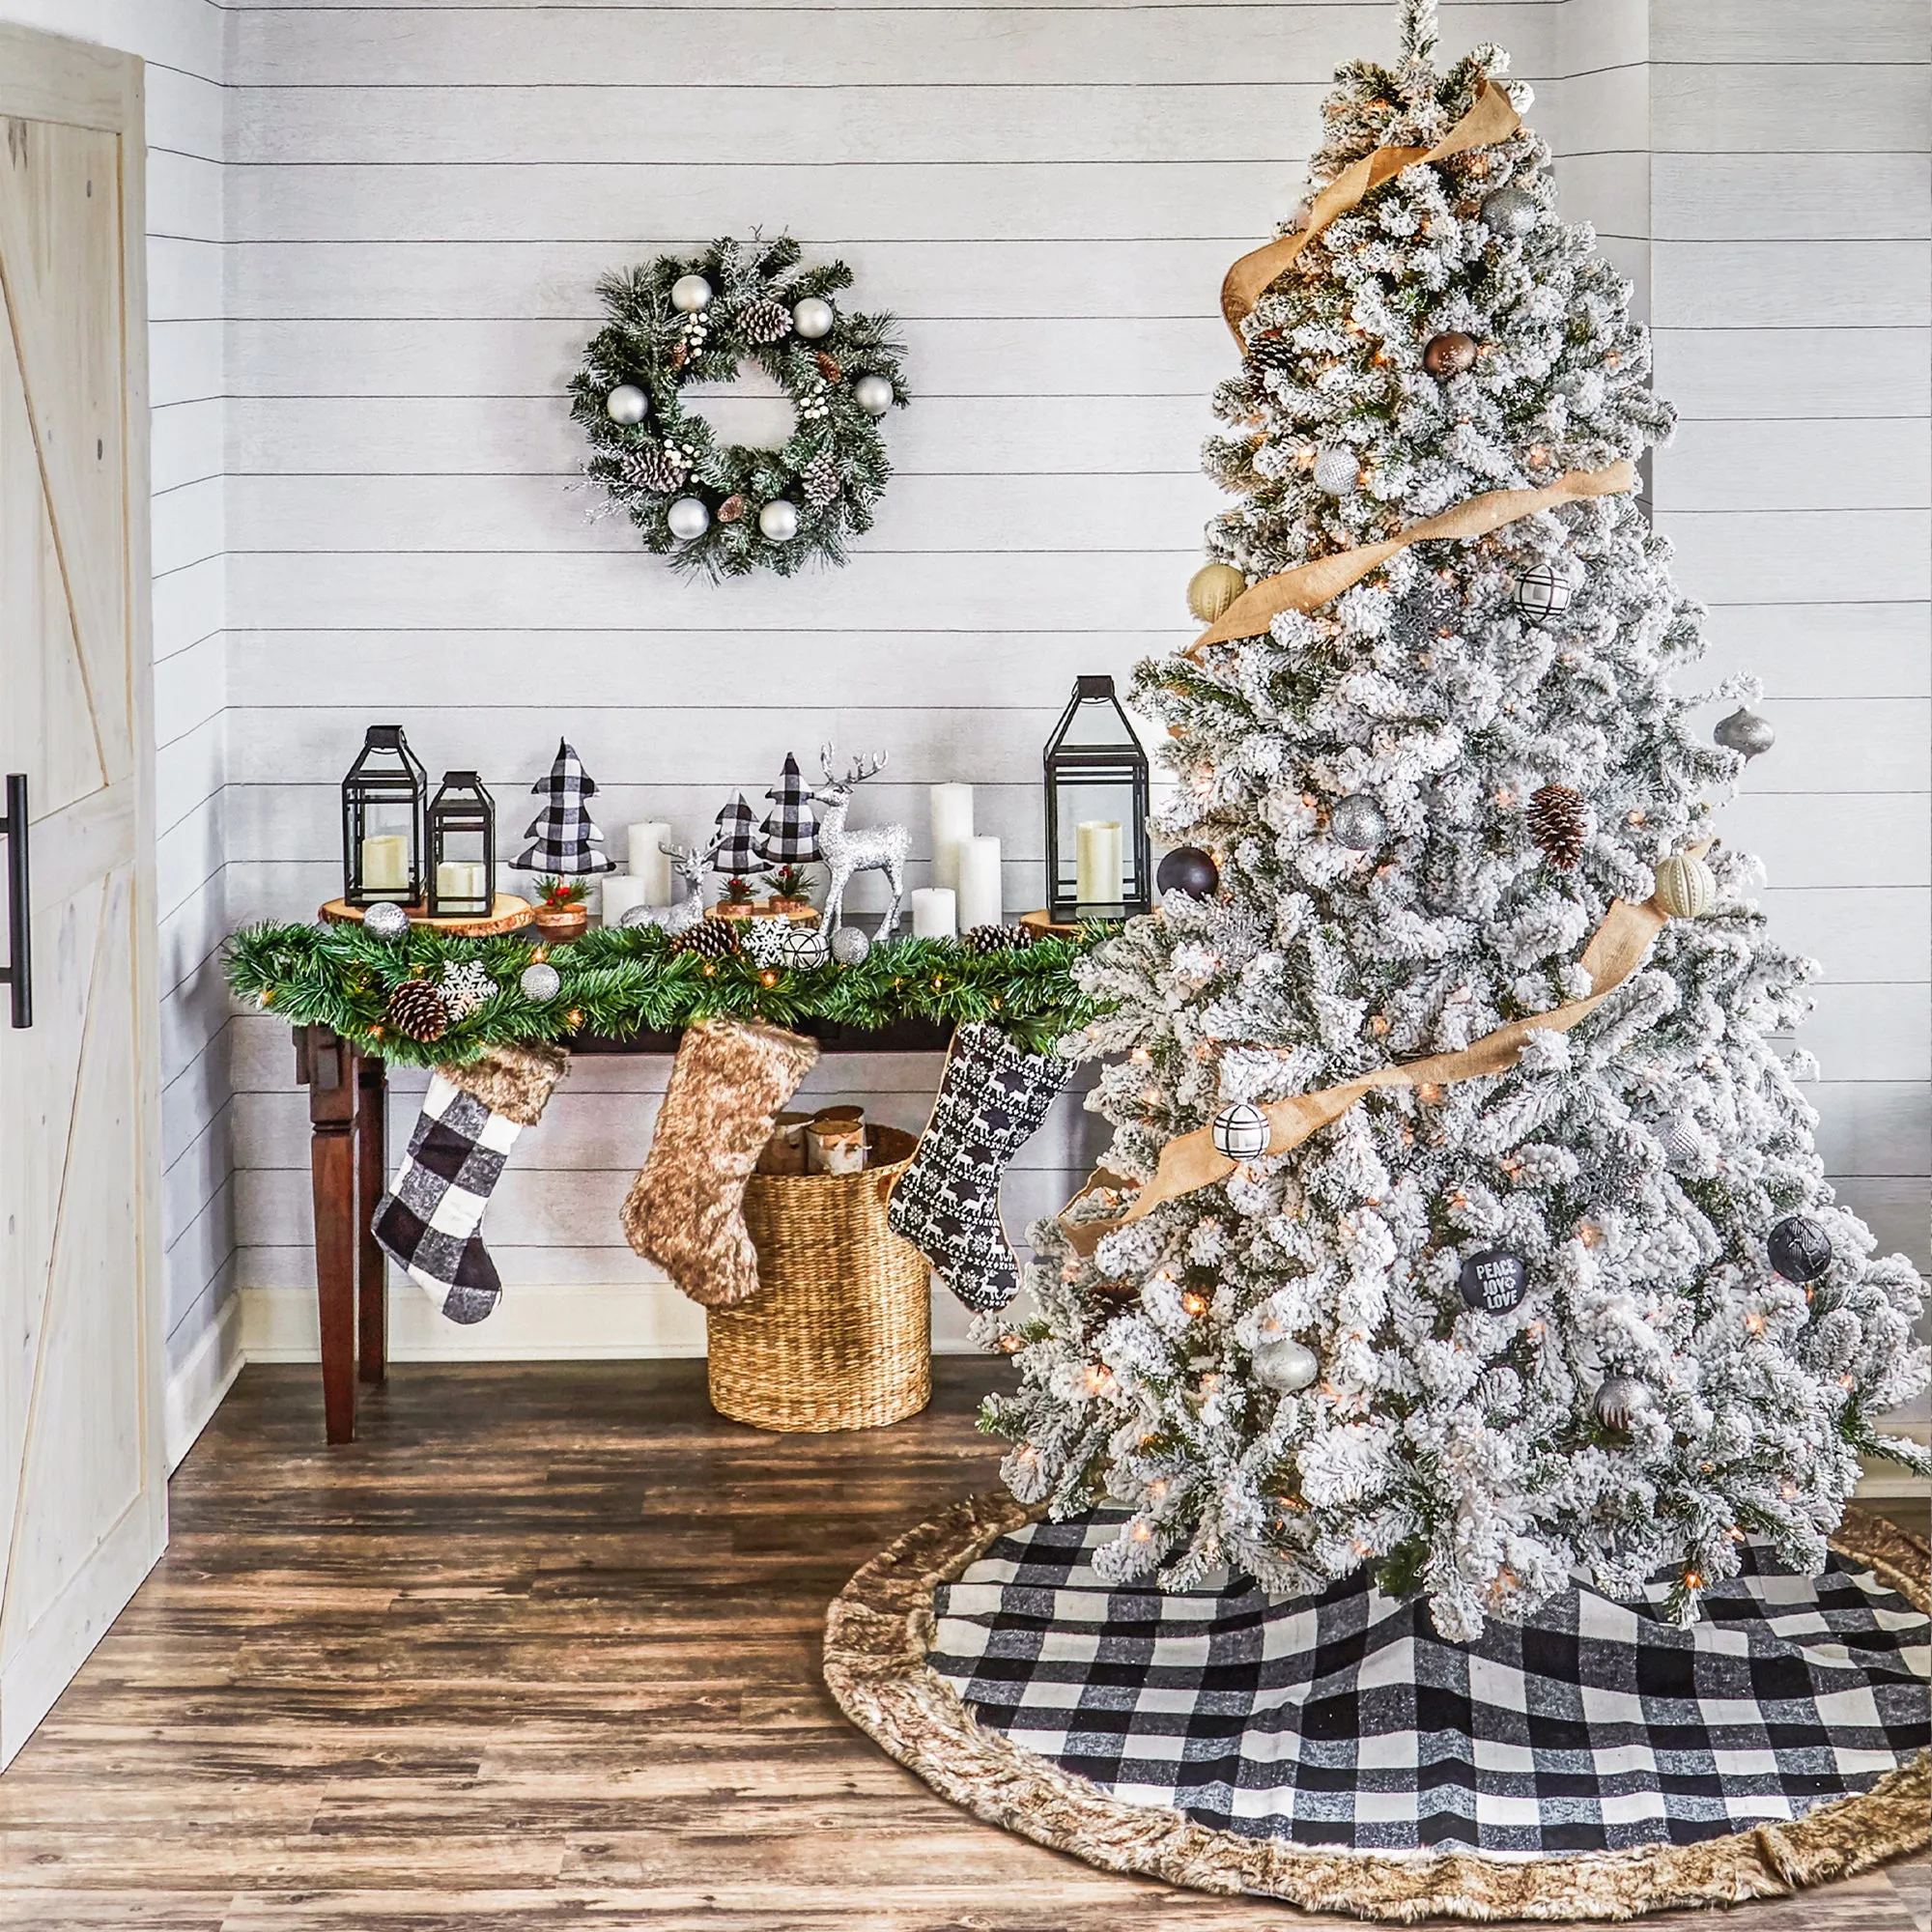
top-left (1061, 848), bottom-right (1707, 1254)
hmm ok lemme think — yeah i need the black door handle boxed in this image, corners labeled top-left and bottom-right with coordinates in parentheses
top-left (0, 774), bottom-right (31, 1029)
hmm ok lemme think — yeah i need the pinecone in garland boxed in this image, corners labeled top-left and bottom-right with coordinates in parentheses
top-left (674, 920), bottom-right (740, 960)
top-left (739, 298), bottom-right (791, 345)
top-left (621, 444), bottom-right (684, 495)
top-left (802, 450), bottom-right (840, 509)
top-left (384, 977), bottom-right (450, 1043)
top-left (962, 923), bottom-right (1037, 954)
top-left (1528, 782), bottom-right (1588, 867)
top-left (1244, 327), bottom-right (1297, 373)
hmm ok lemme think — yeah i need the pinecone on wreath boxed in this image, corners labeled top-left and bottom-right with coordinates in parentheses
top-left (674, 920), bottom-right (740, 960)
top-left (740, 298), bottom-right (791, 345)
top-left (384, 977), bottom-right (450, 1043)
top-left (802, 451), bottom-right (840, 509)
top-left (1528, 783), bottom-right (1588, 868)
top-left (621, 444), bottom-right (685, 495)
top-left (814, 350), bottom-right (843, 384)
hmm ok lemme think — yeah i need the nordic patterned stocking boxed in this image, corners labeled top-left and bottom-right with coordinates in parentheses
top-left (889, 1021), bottom-right (1071, 1311)
top-left (371, 1042), bottom-right (568, 1324)
top-left (620, 1018), bottom-right (819, 1307)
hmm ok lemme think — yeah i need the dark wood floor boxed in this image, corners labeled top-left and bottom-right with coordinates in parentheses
top-left (0, 1361), bottom-right (1923, 1930)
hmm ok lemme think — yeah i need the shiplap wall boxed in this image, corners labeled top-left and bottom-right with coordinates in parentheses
top-left (0, 0), bottom-right (236, 1459)
top-left (210, 0), bottom-right (1929, 1369)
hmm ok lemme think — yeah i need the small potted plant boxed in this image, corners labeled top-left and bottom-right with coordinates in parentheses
top-left (531, 875), bottom-right (590, 941)
top-left (715, 874), bottom-right (760, 922)
top-left (765, 863), bottom-right (817, 922)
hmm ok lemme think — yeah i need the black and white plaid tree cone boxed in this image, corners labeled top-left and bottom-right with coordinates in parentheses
top-left (371, 1044), bottom-right (567, 1323)
top-left (756, 753), bottom-right (821, 866)
top-left (889, 1022), bottom-right (1071, 1311)
top-left (513, 738), bottom-right (616, 875)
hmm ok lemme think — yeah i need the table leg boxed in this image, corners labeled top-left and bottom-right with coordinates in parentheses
top-left (355, 1050), bottom-right (388, 1384)
top-left (298, 1025), bottom-right (359, 1443)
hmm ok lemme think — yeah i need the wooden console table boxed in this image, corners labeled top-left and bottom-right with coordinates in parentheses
top-left (294, 1018), bottom-right (953, 1442)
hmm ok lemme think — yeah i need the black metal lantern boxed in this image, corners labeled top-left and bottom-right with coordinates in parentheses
top-left (427, 771), bottom-right (497, 919)
top-left (341, 725), bottom-right (428, 906)
top-left (1043, 674), bottom-right (1151, 923)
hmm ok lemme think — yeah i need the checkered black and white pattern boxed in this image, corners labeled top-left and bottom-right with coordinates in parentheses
top-left (757, 753), bottom-right (822, 865)
top-left (929, 1512), bottom-right (1930, 1856)
top-left (514, 738), bottom-right (616, 875)
top-left (371, 1075), bottom-right (526, 1324)
top-left (888, 1022), bottom-right (1071, 1311)
top-left (712, 792), bottom-right (768, 878)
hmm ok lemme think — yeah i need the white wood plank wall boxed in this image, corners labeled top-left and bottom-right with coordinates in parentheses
top-left (0, 0), bottom-right (237, 1457)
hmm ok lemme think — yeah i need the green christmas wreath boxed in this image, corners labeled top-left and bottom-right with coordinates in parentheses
top-left (572, 235), bottom-right (908, 579)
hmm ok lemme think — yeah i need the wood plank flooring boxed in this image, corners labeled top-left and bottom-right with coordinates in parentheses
top-left (0, 1360), bottom-right (1924, 1930)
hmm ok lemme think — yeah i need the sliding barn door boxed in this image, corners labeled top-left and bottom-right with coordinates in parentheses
top-left (0, 26), bottom-right (164, 1768)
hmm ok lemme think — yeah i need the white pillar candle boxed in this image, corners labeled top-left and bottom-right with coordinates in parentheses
top-left (928, 783), bottom-right (974, 894)
top-left (911, 886), bottom-right (956, 938)
top-left (434, 861), bottom-right (486, 905)
top-left (627, 821), bottom-right (674, 903)
top-left (360, 834), bottom-right (410, 893)
top-left (599, 875), bottom-right (654, 926)
top-left (955, 835), bottom-right (1003, 931)
top-left (1076, 821), bottom-right (1122, 908)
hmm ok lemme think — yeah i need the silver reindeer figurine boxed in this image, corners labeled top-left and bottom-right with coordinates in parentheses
top-left (810, 745), bottom-right (908, 940)
top-left (618, 829), bottom-right (724, 937)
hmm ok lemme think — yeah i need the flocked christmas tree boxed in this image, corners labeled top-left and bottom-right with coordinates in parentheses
top-left (984, 0), bottom-right (1929, 1640)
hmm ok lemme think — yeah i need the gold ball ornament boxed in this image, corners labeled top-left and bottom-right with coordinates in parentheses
top-left (1652, 851), bottom-right (1717, 920)
top-left (1187, 562), bottom-right (1247, 624)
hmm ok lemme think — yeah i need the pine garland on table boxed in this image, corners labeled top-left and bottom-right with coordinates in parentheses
top-left (225, 920), bottom-right (1099, 1068)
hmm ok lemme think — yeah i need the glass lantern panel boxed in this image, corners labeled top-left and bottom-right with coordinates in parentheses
top-left (431, 825), bottom-right (492, 915)
top-left (1051, 777), bottom-right (1138, 919)
top-left (354, 797), bottom-right (417, 898)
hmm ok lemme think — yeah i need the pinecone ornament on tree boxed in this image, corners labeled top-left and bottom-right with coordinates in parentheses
top-left (1528, 783), bottom-right (1588, 867)
top-left (739, 298), bottom-right (790, 345)
top-left (384, 978), bottom-right (450, 1043)
top-left (622, 444), bottom-right (685, 495)
top-left (803, 451), bottom-right (840, 509)
top-left (674, 920), bottom-right (739, 960)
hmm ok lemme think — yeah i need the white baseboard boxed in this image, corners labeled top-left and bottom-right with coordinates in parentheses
top-left (163, 1296), bottom-right (245, 1471)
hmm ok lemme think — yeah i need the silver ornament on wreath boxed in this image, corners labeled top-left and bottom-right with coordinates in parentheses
top-left (362, 901), bottom-right (411, 942)
top-left (1313, 445), bottom-right (1359, 496)
top-left (670, 272), bottom-right (713, 313)
top-left (1480, 186), bottom-right (1539, 238)
top-left (852, 373), bottom-right (895, 416)
top-left (1593, 1376), bottom-right (1656, 1434)
top-left (1211, 1101), bottom-right (1269, 1160)
top-left (667, 496), bottom-right (710, 541)
top-left (1512, 561), bottom-right (1574, 621)
top-left (792, 297), bottom-right (835, 339)
top-left (605, 384), bottom-right (647, 425)
top-left (757, 499), bottom-right (800, 543)
top-left (1252, 1337), bottom-right (1319, 1393)
top-left (520, 959), bottom-right (562, 1003)
top-left (1329, 794), bottom-right (1388, 851)
top-left (1715, 707), bottom-right (1776, 760)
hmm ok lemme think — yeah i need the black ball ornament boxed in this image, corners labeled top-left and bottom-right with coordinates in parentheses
top-left (1767, 1214), bottom-right (1833, 1284)
top-left (1458, 1248), bottom-right (1528, 1315)
top-left (1156, 845), bottom-right (1220, 900)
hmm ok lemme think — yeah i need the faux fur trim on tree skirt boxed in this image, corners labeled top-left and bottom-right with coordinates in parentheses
top-left (822, 1492), bottom-right (1929, 1921)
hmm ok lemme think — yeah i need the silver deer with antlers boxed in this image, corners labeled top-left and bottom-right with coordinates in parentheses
top-left (810, 744), bottom-right (908, 939)
top-left (618, 828), bottom-right (724, 937)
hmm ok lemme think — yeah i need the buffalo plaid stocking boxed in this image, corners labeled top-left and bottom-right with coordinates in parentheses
top-left (889, 1022), bottom-right (1071, 1311)
top-left (372, 1043), bottom-right (568, 1323)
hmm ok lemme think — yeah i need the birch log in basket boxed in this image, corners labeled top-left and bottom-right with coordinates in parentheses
top-left (708, 1124), bottom-right (931, 1433)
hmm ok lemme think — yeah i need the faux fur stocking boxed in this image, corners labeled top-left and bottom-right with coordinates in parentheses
top-left (620, 1017), bottom-right (818, 1307)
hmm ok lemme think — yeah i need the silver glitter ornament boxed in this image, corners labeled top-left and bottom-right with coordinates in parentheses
top-left (1210, 1100), bottom-right (1269, 1160)
top-left (1329, 794), bottom-right (1388, 851)
top-left (1252, 1337), bottom-right (1319, 1393)
top-left (1715, 706), bottom-right (1776, 761)
top-left (1480, 187), bottom-right (1539, 238)
top-left (831, 923), bottom-right (871, 965)
top-left (362, 901), bottom-right (411, 942)
top-left (519, 960), bottom-right (561, 1003)
top-left (1658, 1119), bottom-right (1701, 1170)
top-left (1312, 445), bottom-right (1359, 496)
top-left (1593, 1376), bottom-right (1656, 1434)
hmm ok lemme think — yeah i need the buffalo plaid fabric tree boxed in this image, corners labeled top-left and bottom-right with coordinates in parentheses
top-left (756, 753), bottom-right (822, 867)
top-left (711, 793), bottom-right (767, 900)
top-left (513, 739), bottom-right (616, 875)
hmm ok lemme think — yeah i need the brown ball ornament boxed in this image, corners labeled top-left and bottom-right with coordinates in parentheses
top-left (1423, 331), bottom-right (1479, 378)
top-left (1187, 561), bottom-right (1247, 624)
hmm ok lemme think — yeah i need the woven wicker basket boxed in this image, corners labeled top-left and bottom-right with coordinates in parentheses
top-left (707, 1124), bottom-right (931, 1433)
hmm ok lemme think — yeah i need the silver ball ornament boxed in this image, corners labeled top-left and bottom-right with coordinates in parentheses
top-left (1480, 186), bottom-right (1539, 238)
top-left (670, 272), bottom-right (713, 313)
top-left (604, 384), bottom-right (647, 426)
top-left (1329, 794), bottom-right (1388, 851)
top-left (519, 960), bottom-right (561, 1003)
top-left (791, 297), bottom-right (835, 339)
top-left (757, 499), bottom-right (800, 542)
top-left (362, 901), bottom-right (411, 942)
top-left (1593, 1376), bottom-right (1656, 1435)
top-left (1659, 1118), bottom-right (1701, 1170)
top-left (852, 373), bottom-right (895, 416)
top-left (830, 923), bottom-right (871, 966)
top-left (1313, 445), bottom-right (1359, 496)
top-left (1715, 706), bottom-right (1776, 761)
top-left (667, 496), bottom-right (710, 541)
top-left (1252, 1337), bottom-right (1319, 1393)
top-left (1210, 1100), bottom-right (1270, 1161)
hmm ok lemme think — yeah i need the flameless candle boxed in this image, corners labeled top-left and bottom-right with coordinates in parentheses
top-left (627, 821), bottom-right (674, 903)
top-left (434, 861), bottom-right (485, 905)
top-left (911, 887), bottom-right (956, 938)
top-left (1076, 821), bottom-right (1122, 908)
top-left (360, 834), bottom-right (410, 893)
top-left (955, 835), bottom-right (1003, 931)
top-left (599, 875), bottom-right (654, 926)
top-left (928, 783), bottom-right (974, 894)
